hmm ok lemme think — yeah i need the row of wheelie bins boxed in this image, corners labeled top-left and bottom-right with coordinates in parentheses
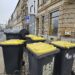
top-left (0, 30), bottom-right (75, 75)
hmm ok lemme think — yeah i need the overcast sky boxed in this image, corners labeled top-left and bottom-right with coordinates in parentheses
top-left (0, 0), bottom-right (19, 24)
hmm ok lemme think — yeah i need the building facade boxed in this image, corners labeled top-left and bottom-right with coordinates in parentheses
top-left (8, 0), bottom-right (28, 30)
top-left (36, 0), bottom-right (75, 38)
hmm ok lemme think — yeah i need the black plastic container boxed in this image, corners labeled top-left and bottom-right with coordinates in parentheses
top-left (28, 50), bottom-right (59, 75)
top-left (25, 35), bottom-right (45, 43)
top-left (26, 43), bottom-right (59, 75)
top-left (0, 40), bottom-right (26, 74)
top-left (4, 29), bottom-right (29, 40)
top-left (51, 43), bottom-right (75, 75)
top-left (72, 60), bottom-right (75, 75)
top-left (5, 32), bottom-right (21, 40)
top-left (71, 70), bottom-right (75, 75)
top-left (25, 37), bottom-right (45, 43)
top-left (20, 29), bottom-right (29, 39)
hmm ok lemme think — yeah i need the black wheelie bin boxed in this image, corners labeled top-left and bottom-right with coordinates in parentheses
top-left (25, 34), bottom-right (46, 43)
top-left (51, 41), bottom-right (75, 75)
top-left (0, 39), bottom-right (26, 75)
top-left (4, 29), bottom-right (21, 40)
top-left (4, 29), bottom-right (29, 40)
top-left (19, 29), bottom-right (29, 39)
top-left (26, 42), bottom-right (59, 75)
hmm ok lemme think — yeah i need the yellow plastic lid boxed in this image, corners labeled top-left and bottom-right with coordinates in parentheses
top-left (51, 41), bottom-right (75, 49)
top-left (0, 39), bottom-right (26, 45)
top-left (27, 42), bottom-right (57, 55)
top-left (26, 34), bottom-right (45, 41)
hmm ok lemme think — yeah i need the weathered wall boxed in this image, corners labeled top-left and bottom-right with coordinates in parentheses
top-left (59, 3), bottom-right (75, 37)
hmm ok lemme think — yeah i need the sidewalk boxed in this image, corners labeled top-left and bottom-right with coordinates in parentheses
top-left (0, 34), bottom-right (6, 74)
top-left (0, 47), bottom-right (5, 74)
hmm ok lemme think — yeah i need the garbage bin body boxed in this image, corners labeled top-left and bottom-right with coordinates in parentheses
top-left (53, 47), bottom-right (74, 75)
top-left (28, 53), bottom-right (54, 75)
top-left (19, 29), bottom-right (29, 39)
top-left (25, 37), bottom-right (45, 43)
top-left (4, 28), bottom-right (29, 40)
top-left (72, 59), bottom-right (75, 75)
top-left (5, 33), bottom-right (21, 40)
top-left (26, 42), bottom-right (59, 75)
top-left (0, 39), bottom-right (26, 74)
top-left (25, 35), bottom-right (46, 43)
top-left (51, 41), bottom-right (75, 75)
top-left (2, 45), bottom-right (23, 74)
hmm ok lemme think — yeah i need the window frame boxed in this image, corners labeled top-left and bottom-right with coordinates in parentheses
top-left (38, 0), bottom-right (48, 7)
top-left (42, 16), bottom-right (45, 35)
top-left (49, 10), bottom-right (59, 36)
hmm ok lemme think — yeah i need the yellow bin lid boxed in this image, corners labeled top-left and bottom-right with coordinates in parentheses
top-left (51, 41), bottom-right (75, 49)
top-left (26, 34), bottom-right (45, 41)
top-left (0, 39), bottom-right (26, 45)
top-left (27, 42), bottom-right (58, 56)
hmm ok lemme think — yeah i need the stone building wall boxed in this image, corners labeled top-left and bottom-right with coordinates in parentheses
top-left (7, 0), bottom-right (28, 30)
top-left (38, 16), bottom-right (42, 35)
top-left (43, 13), bottom-right (50, 35)
top-left (37, 0), bottom-right (63, 36)
top-left (59, 3), bottom-right (75, 37)
top-left (37, 0), bottom-right (75, 38)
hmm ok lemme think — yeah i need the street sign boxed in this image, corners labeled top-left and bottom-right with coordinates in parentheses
top-left (25, 16), bottom-right (30, 20)
top-left (25, 16), bottom-right (30, 24)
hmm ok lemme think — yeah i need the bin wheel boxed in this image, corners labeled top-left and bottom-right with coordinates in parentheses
top-left (22, 61), bottom-right (25, 66)
top-left (71, 71), bottom-right (75, 75)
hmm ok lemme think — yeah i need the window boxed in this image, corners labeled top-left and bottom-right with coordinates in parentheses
top-left (36, 18), bottom-right (39, 35)
top-left (38, 0), bottom-right (39, 7)
top-left (38, 0), bottom-right (42, 6)
top-left (50, 11), bottom-right (59, 35)
top-left (38, 0), bottom-right (48, 6)
top-left (43, 0), bottom-right (47, 3)
top-left (42, 16), bottom-right (45, 35)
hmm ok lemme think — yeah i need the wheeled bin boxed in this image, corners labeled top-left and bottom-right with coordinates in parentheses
top-left (25, 34), bottom-right (46, 43)
top-left (0, 39), bottom-right (26, 74)
top-left (26, 42), bottom-right (59, 75)
top-left (51, 41), bottom-right (75, 75)
top-left (4, 30), bottom-right (21, 40)
top-left (72, 52), bottom-right (75, 75)
top-left (19, 29), bottom-right (29, 39)
top-left (4, 29), bottom-right (29, 40)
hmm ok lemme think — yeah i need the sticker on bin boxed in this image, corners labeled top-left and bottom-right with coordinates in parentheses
top-left (27, 42), bottom-right (57, 55)
top-left (42, 58), bottom-right (55, 75)
top-left (51, 41), bottom-right (75, 49)
top-left (26, 34), bottom-right (45, 41)
top-left (0, 39), bottom-right (26, 45)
